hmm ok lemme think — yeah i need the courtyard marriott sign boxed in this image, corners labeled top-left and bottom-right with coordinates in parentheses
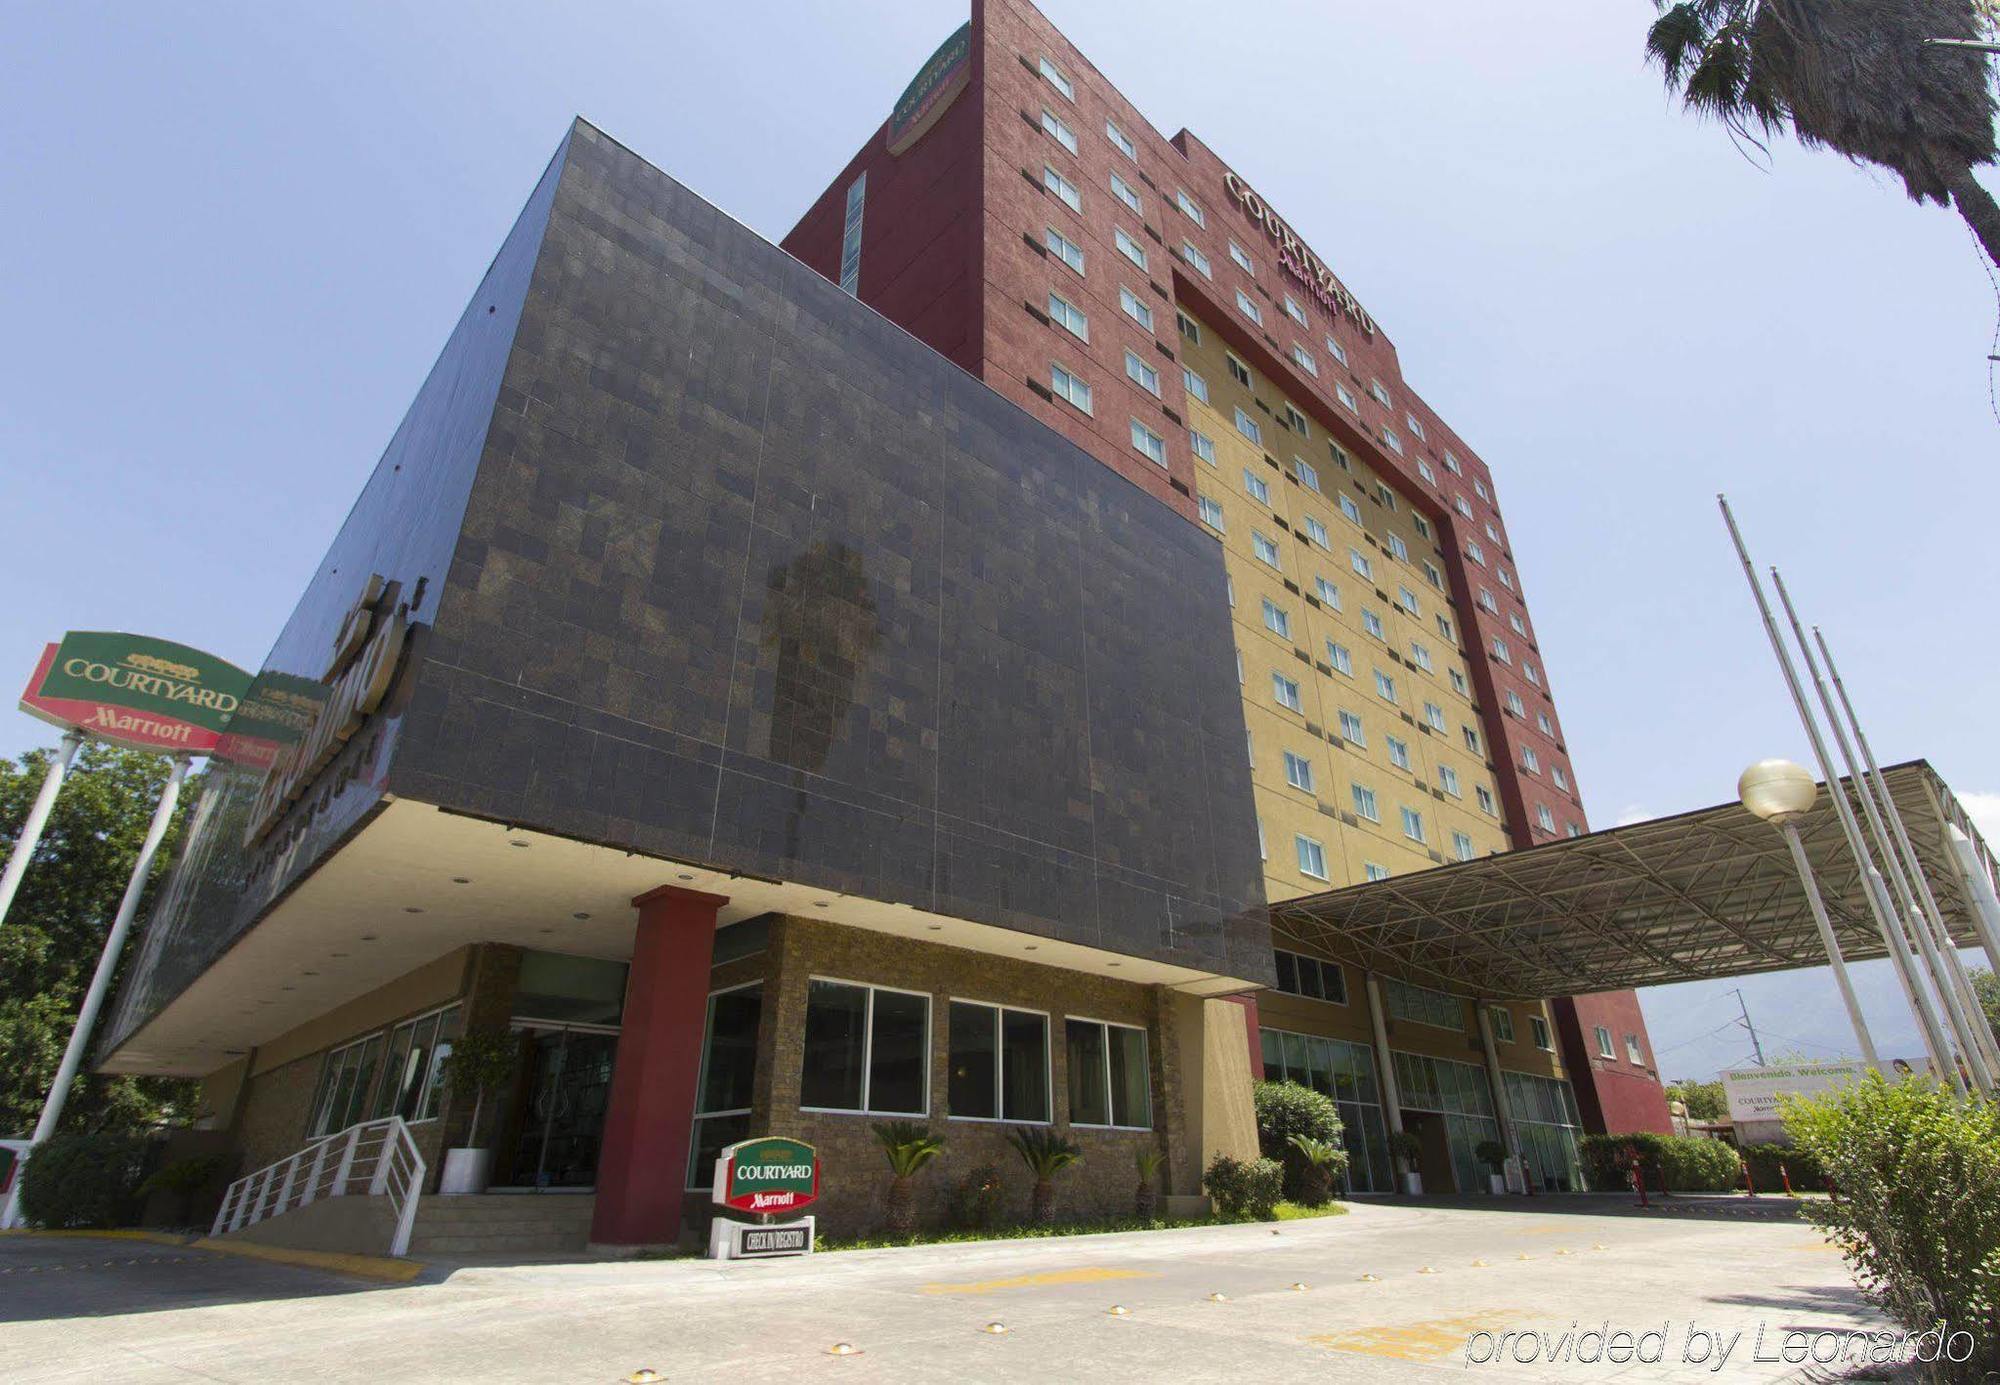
top-left (1223, 169), bottom-right (1378, 338)
top-left (19, 632), bottom-right (252, 755)
top-left (713, 1136), bottom-right (820, 1214)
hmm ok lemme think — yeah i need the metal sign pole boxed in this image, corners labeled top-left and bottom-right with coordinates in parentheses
top-left (0, 730), bottom-right (84, 932)
top-left (1, 754), bottom-right (190, 1229)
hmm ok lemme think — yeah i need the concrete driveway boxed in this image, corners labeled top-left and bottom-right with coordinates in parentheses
top-left (5, 1199), bottom-right (1886, 1383)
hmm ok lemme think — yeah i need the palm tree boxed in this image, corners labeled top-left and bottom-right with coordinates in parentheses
top-left (1005, 1127), bottom-right (1082, 1225)
top-left (1134, 1148), bottom-right (1165, 1220)
top-left (1646, 1), bottom-right (2000, 266)
top-left (872, 1121), bottom-right (945, 1238)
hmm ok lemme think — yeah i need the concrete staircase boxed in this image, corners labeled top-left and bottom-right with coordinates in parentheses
top-left (408, 1194), bottom-right (598, 1260)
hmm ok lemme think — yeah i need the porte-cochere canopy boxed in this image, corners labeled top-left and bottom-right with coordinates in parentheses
top-left (1270, 761), bottom-right (1993, 1001)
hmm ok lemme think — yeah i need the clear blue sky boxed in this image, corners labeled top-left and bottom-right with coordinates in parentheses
top-left (3, 2), bottom-right (1994, 1081)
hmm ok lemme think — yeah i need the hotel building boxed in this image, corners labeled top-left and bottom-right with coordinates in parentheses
top-left (91, 2), bottom-right (1667, 1257)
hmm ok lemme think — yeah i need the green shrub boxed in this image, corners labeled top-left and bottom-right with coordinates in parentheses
top-left (1786, 1073), bottom-right (2000, 1380)
top-left (1253, 1080), bottom-right (1344, 1201)
top-left (1203, 1153), bottom-right (1283, 1220)
top-left (1578, 1132), bottom-right (1739, 1192)
top-left (1285, 1135), bottom-right (1346, 1207)
top-left (18, 1133), bottom-right (151, 1229)
top-left (947, 1164), bottom-right (1004, 1230)
top-left (1740, 1142), bottom-right (1825, 1194)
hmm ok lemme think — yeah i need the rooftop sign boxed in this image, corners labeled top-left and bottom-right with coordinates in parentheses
top-left (1223, 170), bottom-right (1377, 338)
top-left (886, 21), bottom-right (972, 156)
top-left (19, 632), bottom-right (252, 755)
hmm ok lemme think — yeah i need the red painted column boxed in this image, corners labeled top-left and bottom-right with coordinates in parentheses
top-left (590, 884), bottom-right (728, 1247)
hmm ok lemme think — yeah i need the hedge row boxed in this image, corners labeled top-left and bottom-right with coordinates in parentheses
top-left (1578, 1132), bottom-right (1742, 1192)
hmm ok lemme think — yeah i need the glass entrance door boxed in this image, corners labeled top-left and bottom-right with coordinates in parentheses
top-left (503, 1026), bottom-right (618, 1190)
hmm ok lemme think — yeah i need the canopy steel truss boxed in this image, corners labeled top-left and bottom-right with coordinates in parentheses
top-left (1269, 761), bottom-right (1994, 1000)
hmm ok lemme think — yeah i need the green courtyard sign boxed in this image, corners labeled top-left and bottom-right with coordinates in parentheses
top-left (885, 21), bottom-right (971, 156)
top-left (19, 632), bottom-right (253, 755)
top-left (713, 1136), bottom-right (819, 1214)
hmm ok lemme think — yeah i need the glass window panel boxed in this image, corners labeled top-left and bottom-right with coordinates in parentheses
top-left (1259, 1027), bottom-right (1283, 1073)
top-left (686, 1112), bottom-right (751, 1190)
top-left (868, 990), bottom-right (929, 1114)
top-left (342, 1035), bottom-right (385, 1130)
top-left (1274, 950), bottom-right (1297, 995)
top-left (394, 1013), bottom-right (441, 1120)
top-left (802, 980), bottom-right (868, 1110)
top-left (1066, 1019), bottom-right (1109, 1125)
top-left (699, 986), bottom-right (763, 1114)
top-left (948, 1001), bottom-right (999, 1120)
top-left (1302, 1037), bottom-right (1333, 1097)
top-left (1002, 1010), bottom-right (1050, 1123)
top-left (371, 1024), bottom-right (414, 1121)
top-left (416, 1008), bottom-right (460, 1122)
top-left (1109, 1026), bottom-right (1151, 1128)
top-left (513, 951), bottom-right (630, 1025)
top-left (1297, 956), bottom-right (1324, 1000)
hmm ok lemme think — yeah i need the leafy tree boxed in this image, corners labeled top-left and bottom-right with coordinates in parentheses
top-left (1972, 966), bottom-right (2000, 1047)
top-left (1666, 1077), bottom-right (1728, 1122)
top-left (0, 741), bottom-right (198, 1136)
top-left (1646, 1), bottom-right (2000, 267)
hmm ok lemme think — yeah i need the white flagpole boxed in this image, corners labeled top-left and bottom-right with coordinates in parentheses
top-left (0, 754), bottom-right (190, 1229)
top-left (0, 730), bottom-right (85, 931)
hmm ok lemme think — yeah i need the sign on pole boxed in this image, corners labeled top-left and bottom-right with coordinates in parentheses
top-left (20, 632), bottom-right (252, 755)
top-left (709, 1136), bottom-right (818, 1260)
top-left (1720, 1061), bottom-right (1866, 1125)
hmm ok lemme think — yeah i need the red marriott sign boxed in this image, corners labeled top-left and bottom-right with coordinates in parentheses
top-left (1223, 170), bottom-right (1377, 339)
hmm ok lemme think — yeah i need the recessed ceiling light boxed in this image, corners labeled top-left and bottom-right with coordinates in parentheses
top-left (573, 912), bottom-right (591, 920)
top-left (813, 901), bottom-right (831, 908)
top-left (1108, 963), bottom-right (1121, 968)
top-left (509, 840), bottom-right (531, 849)
top-left (452, 877), bottom-right (471, 885)
top-left (677, 873), bottom-right (694, 881)
top-left (1024, 945), bottom-right (1038, 951)
top-left (360, 934), bottom-right (379, 942)
top-left (926, 925), bottom-right (942, 932)
top-left (404, 907), bottom-right (425, 914)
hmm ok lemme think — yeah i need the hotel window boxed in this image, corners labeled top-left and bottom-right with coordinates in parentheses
top-left (1566, 822), bottom-right (1582, 838)
top-left (1257, 816), bottom-right (1266, 858)
top-left (1316, 576), bottom-right (1342, 609)
top-left (1414, 514), bottom-right (1432, 540)
top-left (1384, 978), bottom-right (1463, 1030)
top-left (1291, 343), bottom-right (1318, 377)
top-left (1066, 1019), bottom-right (1151, 1128)
top-left (1552, 765), bottom-right (1569, 791)
top-left (1272, 672), bottom-right (1303, 712)
top-left (1039, 56), bottom-right (1074, 100)
top-left (1106, 118), bottom-right (1137, 160)
top-left (1283, 750), bottom-right (1315, 792)
top-left (1284, 296), bottom-right (1309, 328)
top-left (1439, 765), bottom-right (1461, 796)
top-left (1522, 746), bottom-right (1540, 773)
top-left (1477, 587), bottom-right (1498, 613)
top-left (1626, 1033), bottom-right (1645, 1065)
top-left (1260, 597), bottom-right (1289, 638)
top-left (1226, 353), bottom-right (1252, 386)
top-left (1295, 457), bottom-right (1321, 492)
top-left (1243, 468), bottom-right (1270, 505)
top-left (1190, 428), bottom-right (1217, 465)
top-left (1455, 494), bottom-right (1474, 519)
top-left (1339, 493), bottom-right (1362, 524)
top-left (1046, 226), bottom-right (1085, 274)
top-left (1382, 428), bottom-right (1404, 456)
top-left (1361, 608), bottom-right (1385, 639)
top-left (1236, 289), bottom-right (1263, 325)
top-left (688, 984), bottom-right (761, 1187)
top-left (1388, 533), bottom-right (1409, 561)
top-left (1423, 561), bottom-right (1443, 590)
top-left (1386, 735), bottom-right (1410, 770)
top-left (1182, 366), bottom-right (1209, 403)
top-left (1594, 1025), bottom-right (1614, 1059)
top-left (1369, 379), bottom-right (1392, 407)
top-left (1115, 226), bottom-right (1148, 270)
top-left (1324, 335), bottom-right (1348, 366)
top-left (1435, 612), bottom-right (1452, 639)
top-left (1406, 413), bottom-right (1426, 441)
top-left (1253, 530), bottom-right (1282, 568)
top-left (1474, 479), bottom-right (1491, 501)
top-left (1304, 516), bottom-right (1329, 548)
top-left (1445, 451), bottom-right (1463, 475)
top-left (1452, 830), bottom-right (1475, 861)
top-left (1487, 522), bottom-right (1503, 544)
top-left (1463, 725), bottom-right (1482, 754)
top-left (1374, 484), bottom-right (1397, 512)
top-left (1409, 641), bottom-right (1432, 673)
top-left (1536, 803), bottom-right (1557, 832)
top-left (838, 172), bottom-right (866, 294)
top-left (1374, 669), bottom-right (1397, 703)
top-left (1417, 458), bottom-right (1436, 484)
top-left (1424, 702), bottom-right (1446, 732)
top-left (1335, 382), bottom-right (1358, 411)
top-left (1504, 691), bottom-right (1525, 716)
top-left (1175, 189), bottom-right (1205, 225)
top-left (1125, 349), bottom-right (1161, 397)
top-left (1327, 641), bottom-right (1353, 675)
top-left (1401, 806), bottom-right (1426, 842)
top-left (1338, 709), bottom-right (1365, 744)
top-left (801, 979), bottom-right (929, 1115)
top-left (1397, 585), bottom-right (1420, 616)
top-left (1234, 406), bottom-right (1262, 445)
top-left (1109, 170), bottom-right (1142, 214)
top-left (1273, 949), bottom-right (1347, 1004)
top-left (1182, 240), bottom-right (1212, 277)
top-left (1176, 310), bottom-right (1201, 342)
top-left (1130, 419), bottom-right (1167, 466)
top-left (1351, 783), bottom-right (1379, 821)
top-left (1509, 612), bottom-right (1525, 635)
top-left (1466, 540), bottom-right (1485, 565)
top-left (1050, 362), bottom-right (1092, 413)
top-left (1295, 834), bottom-right (1329, 881)
top-left (1498, 566), bottom-right (1515, 590)
top-left (1524, 661), bottom-right (1541, 687)
top-left (1476, 786), bottom-right (1496, 814)
top-left (1537, 711), bottom-right (1553, 735)
top-left (1227, 575), bottom-right (1236, 607)
top-left (1198, 495), bottom-right (1225, 531)
top-left (1041, 109), bottom-right (1078, 154)
top-left (1047, 291), bottom-right (1088, 341)
top-left (1281, 403), bottom-right (1310, 436)
top-left (309, 1004), bottom-right (459, 1137)
top-left (1531, 1015), bottom-right (1553, 1051)
top-left (1364, 862), bottom-right (1390, 882)
top-left (1229, 240), bottom-right (1255, 273)
top-left (948, 1002), bottom-right (1050, 1123)
top-left (1119, 286), bottom-right (1154, 332)
top-left (1491, 637), bottom-right (1511, 664)
top-left (1488, 1006), bottom-right (1515, 1043)
top-left (1349, 548), bottom-right (1373, 580)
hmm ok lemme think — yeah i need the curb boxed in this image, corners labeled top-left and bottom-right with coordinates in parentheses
top-left (188, 1237), bottom-right (427, 1283)
top-left (0, 1228), bottom-right (195, 1246)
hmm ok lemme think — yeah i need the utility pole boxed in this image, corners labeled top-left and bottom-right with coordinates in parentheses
top-left (1734, 989), bottom-right (1766, 1066)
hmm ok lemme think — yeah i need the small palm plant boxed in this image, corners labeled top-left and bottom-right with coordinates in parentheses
top-left (872, 1121), bottom-right (945, 1238)
top-left (1134, 1148), bottom-right (1165, 1221)
top-left (1006, 1127), bottom-right (1082, 1225)
top-left (1287, 1134), bottom-right (1346, 1207)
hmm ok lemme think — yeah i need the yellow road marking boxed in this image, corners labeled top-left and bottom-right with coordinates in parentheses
top-left (189, 1237), bottom-right (425, 1283)
top-left (1, 1229), bottom-right (191, 1246)
top-left (1310, 1309), bottom-right (1526, 1361)
top-left (920, 1266), bottom-right (1157, 1294)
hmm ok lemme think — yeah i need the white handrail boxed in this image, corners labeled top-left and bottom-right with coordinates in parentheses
top-left (211, 1117), bottom-right (427, 1256)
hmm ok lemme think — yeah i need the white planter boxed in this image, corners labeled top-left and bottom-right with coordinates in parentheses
top-left (438, 1147), bottom-right (492, 1195)
top-left (1488, 1173), bottom-right (1507, 1195)
top-left (1402, 1171), bottom-right (1423, 1196)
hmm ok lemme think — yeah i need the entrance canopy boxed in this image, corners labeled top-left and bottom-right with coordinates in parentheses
top-left (1272, 761), bottom-right (1994, 1001)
